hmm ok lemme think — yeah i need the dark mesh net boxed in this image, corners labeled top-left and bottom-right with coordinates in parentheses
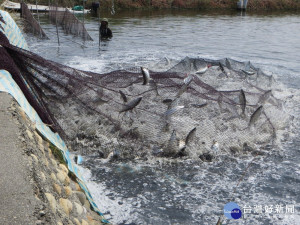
top-left (49, 6), bottom-right (93, 41)
top-left (20, 2), bottom-right (48, 39)
top-left (0, 30), bottom-right (292, 161)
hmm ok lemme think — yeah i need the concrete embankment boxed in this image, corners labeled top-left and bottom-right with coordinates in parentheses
top-left (0, 92), bottom-right (104, 225)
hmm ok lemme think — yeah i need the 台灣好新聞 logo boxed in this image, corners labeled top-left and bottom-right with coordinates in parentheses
top-left (224, 202), bottom-right (242, 219)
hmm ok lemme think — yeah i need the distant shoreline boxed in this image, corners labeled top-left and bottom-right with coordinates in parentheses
top-left (2, 0), bottom-right (300, 11)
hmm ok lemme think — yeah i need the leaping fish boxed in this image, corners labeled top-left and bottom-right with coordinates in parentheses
top-left (239, 89), bottom-right (246, 116)
top-left (141, 67), bottom-right (150, 85)
top-left (249, 105), bottom-right (263, 126)
top-left (120, 97), bottom-right (142, 113)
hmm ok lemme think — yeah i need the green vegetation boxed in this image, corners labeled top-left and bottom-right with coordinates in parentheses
top-left (2, 0), bottom-right (300, 11)
top-left (49, 142), bottom-right (66, 165)
top-left (48, 142), bottom-right (77, 181)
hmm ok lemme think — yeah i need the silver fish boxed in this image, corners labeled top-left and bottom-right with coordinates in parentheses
top-left (211, 140), bottom-right (219, 152)
top-left (258, 90), bottom-right (272, 104)
top-left (245, 61), bottom-right (251, 71)
top-left (239, 89), bottom-right (246, 115)
top-left (150, 79), bottom-right (160, 96)
top-left (219, 62), bottom-right (229, 77)
top-left (183, 74), bottom-right (194, 85)
top-left (190, 103), bottom-right (208, 108)
top-left (185, 127), bottom-right (196, 146)
top-left (176, 76), bottom-right (193, 97)
top-left (249, 105), bottom-right (263, 126)
top-left (225, 58), bottom-right (232, 70)
top-left (195, 64), bottom-right (211, 74)
top-left (176, 83), bottom-right (189, 98)
top-left (141, 67), bottom-right (150, 85)
top-left (120, 97), bottom-right (142, 112)
top-left (119, 90), bottom-right (128, 103)
top-left (241, 69), bottom-right (256, 76)
top-left (164, 105), bottom-right (184, 118)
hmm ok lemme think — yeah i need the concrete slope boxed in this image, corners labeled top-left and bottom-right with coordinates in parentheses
top-left (0, 92), bottom-right (38, 225)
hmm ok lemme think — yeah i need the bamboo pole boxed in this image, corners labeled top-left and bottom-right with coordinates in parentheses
top-left (98, 0), bottom-right (101, 46)
top-left (55, 3), bottom-right (60, 45)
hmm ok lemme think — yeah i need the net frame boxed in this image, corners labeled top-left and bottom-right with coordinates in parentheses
top-left (20, 2), bottom-right (48, 39)
top-left (49, 5), bottom-right (93, 41)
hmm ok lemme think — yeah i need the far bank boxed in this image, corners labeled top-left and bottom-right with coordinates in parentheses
top-left (1, 0), bottom-right (300, 11)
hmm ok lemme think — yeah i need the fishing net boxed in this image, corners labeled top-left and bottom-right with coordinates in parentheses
top-left (0, 29), bottom-right (293, 162)
top-left (20, 2), bottom-right (48, 39)
top-left (49, 5), bottom-right (93, 41)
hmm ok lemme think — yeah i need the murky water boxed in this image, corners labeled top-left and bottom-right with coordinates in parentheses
top-left (15, 10), bottom-right (300, 224)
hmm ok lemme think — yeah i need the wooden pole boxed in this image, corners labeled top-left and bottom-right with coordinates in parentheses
top-left (55, 4), bottom-right (60, 45)
top-left (35, 0), bottom-right (42, 38)
top-left (98, 0), bottom-right (101, 46)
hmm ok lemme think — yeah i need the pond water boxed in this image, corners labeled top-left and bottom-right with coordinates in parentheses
top-left (14, 9), bottom-right (300, 224)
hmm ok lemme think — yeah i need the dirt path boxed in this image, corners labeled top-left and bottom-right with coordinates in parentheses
top-left (0, 92), bottom-right (38, 225)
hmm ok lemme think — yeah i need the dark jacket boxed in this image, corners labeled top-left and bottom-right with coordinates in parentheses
top-left (100, 26), bottom-right (113, 39)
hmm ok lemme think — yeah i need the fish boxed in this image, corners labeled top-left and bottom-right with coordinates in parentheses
top-left (225, 58), bottom-right (232, 70)
top-left (120, 97), bottom-right (142, 112)
top-left (141, 67), bottom-right (150, 85)
top-left (249, 105), bottom-right (263, 126)
top-left (150, 79), bottom-right (160, 96)
top-left (185, 127), bottom-right (196, 146)
top-left (219, 62), bottom-right (229, 77)
top-left (183, 74), bottom-right (194, 85)
top-left (258, 90), bottom-right (272, 104)
top-left (195, 64), bottom-right (211, 74)
top-left (176, 75), bottom-right (194, 98)
top-left (176, 83), bottom-right (189, 98)
top-left (152, 146), bottom-right (163, 155)
top-left (239, 89), bottom-right (246, 115)
top-left (164, 105), bottom-right (184, 118)
top-left (211, 140), bottom-right (219, 152)
top-left (241, 69), bottom-right (256, 76)
top-left (162, 99), bottom-right (173, 104)
top-left (190, 103), bottom-right (208, 108)
top-left (119, 90), bottom-right (128, 103)
top-left (245, 61), bottom-right (251, 71)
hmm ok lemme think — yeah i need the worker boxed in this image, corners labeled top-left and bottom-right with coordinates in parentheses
top-left (99, 18), bottom-right (113, 39)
